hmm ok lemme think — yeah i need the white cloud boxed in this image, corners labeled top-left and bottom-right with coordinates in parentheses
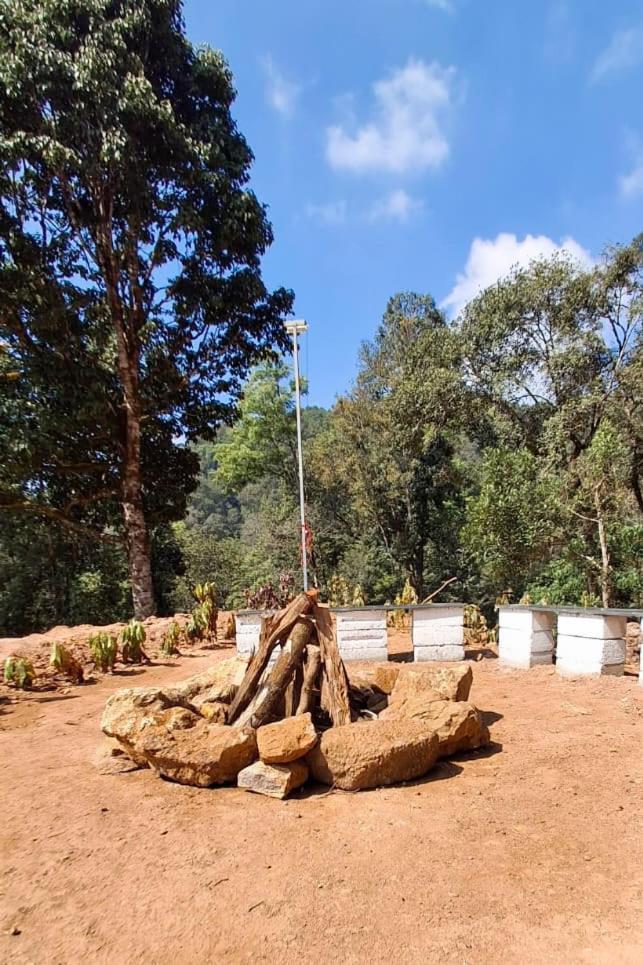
top-left (326, 58), bottom-right (456, 174)
top-left (423, 0), bottom-right (454, 11)
top-left (305, 200), bottom-right (348, 225)
top-left (590, 26), bottom-right (643, 83)
top-left (262, 56), bottom-right (300, 117)
top-left (442, 232), bottom-right (593, 317)
top-left (619, 154), bottom-right (643, 199)
top-left (369, 189), bottom-right (423, 222)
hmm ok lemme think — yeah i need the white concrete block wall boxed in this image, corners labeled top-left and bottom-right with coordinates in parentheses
top-left (498, 608), bottom-right (555, 669)
top-left (335, 608), bottom-right (388, 662)
top-left (556, 612), bottom-right (627, 676)
top-left (235, 612), bottom-right (264, 656)
top-left (412, 606), bottom-right (464, 662)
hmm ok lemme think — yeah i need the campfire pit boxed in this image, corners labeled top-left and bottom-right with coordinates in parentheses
top-left (99, 592), bottom-right (491, 798)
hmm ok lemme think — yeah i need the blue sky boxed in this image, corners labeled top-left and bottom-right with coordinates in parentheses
top-left (184, 0), bottom-right (643, 407)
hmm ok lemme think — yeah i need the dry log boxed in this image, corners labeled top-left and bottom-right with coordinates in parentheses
top-left (296, 644), bottom-right (321, 715)
top-left (249, 618), bottom-right (313, 728)
top-left (228, 591), bottom-right (317, 723)
top-left (284, 662), bottom-right (303, 717)
top-left (312, 603), bottom-right (351, 727)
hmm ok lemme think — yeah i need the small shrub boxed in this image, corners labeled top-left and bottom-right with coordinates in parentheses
top-left (4, 656), bottom-right (35, 689)
top-left (463, 604), bottom-right (490, 649)
top-left (160, 621), bottom-right (181, 656)
top-left (243, 571), bottom-right (295, 610)
top-left (50, 642), bottom-right (84, 684)
top-left (352, 584), bottom-right (366, 607)
top-left (89, 632), bottom-right (118, 673)
top-left (121, 620), bottom-right (147, 663)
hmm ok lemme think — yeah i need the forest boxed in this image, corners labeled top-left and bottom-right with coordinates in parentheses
top-left (0, 0), bottom-right (641, 636)
top-left (2, 238), bottom-right (642, 634)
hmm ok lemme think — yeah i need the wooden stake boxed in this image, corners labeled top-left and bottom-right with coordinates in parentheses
top-left (228, 591), bottom-right (318, 723)
top-left (296, 644), bottom-right (321, 715)
top-left (312, 603), bottom-right (351, 726)
top-left (249, 618), bottom-right (313, 728)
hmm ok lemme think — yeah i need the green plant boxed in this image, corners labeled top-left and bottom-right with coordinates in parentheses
top-left (121, 620), bottom-right (147, 664)
top-left (463, 604), bottom-right (490, 649)
top-left (392, 578), bottom-right (418, 630)
top-left (193, 582), bottom-right (216, 605)
top-left (352, 584), bottom-right (366, 607)
top-left (3, 656), bottom-right (35, 689)
top-left (50, 642), bottom-right (84, 684)
top-left (160, 621), bottom-right (181, 657)
top-left (89, 632), bottom-right (118, 673)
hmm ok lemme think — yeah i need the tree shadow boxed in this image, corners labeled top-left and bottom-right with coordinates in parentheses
top-left (112, 667), bottom-right (147, 678)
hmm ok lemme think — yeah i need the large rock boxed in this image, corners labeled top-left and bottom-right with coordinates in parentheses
top-left (101, 686), bottom-right (190, 764)
top-left (307, 720), bottom-right (439, 791)
top-left (388, 664), bottom-right (473, 704)
top-left (346, 664), bottom-right (401, 695)
top-left (380, 697), bottom-right (490, 757)
top-left (100, 658), bottom-right (250, 762)
top-left (135, 710), bottom-right (257, 787)
top-left (237, 760), bottom-right (309, 799)
top-left (257, 713), bottom-right (318, 764)
top-left (170, 655), bottom-right (249, 707)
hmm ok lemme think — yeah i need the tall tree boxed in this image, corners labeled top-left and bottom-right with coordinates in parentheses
top-left (331, 293), bottom-right (464, 597)
top-left (0, 0), bottom-right (293, 616)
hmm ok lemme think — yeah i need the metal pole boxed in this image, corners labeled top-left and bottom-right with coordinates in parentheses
top-left (286, 321), bottom-right (309, 590)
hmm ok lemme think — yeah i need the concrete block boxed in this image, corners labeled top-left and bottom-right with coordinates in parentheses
top-left (556, 634), bottom-right (626, 676)
top-left (336, 608), bottom-right (388, 662)
top-left (340, 647), bottom-right (389, 662)
top-left (412, 606), bottom-right (464, 629)
top-left (498, 608), bottom-right (555, 670)
top-left (411, 607), bottom-right (465, 657)
top-left (557, 612), bottom-right (627, 640)
top-left (414, 645), bottom-right (465, 662)
top-left (499, 608), bottom-right (555, 634)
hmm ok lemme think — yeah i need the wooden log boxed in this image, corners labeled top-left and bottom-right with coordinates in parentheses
top-left (228, 591), bottom-right (318, 723)
top-left (284, 662), bottom-right (303, 717)
top-left (312, 603), bottom-right (351, 726)
top-left (296, 644), bottom-right (321, 715)
top-left (249, 618), bottom-right (313, 728)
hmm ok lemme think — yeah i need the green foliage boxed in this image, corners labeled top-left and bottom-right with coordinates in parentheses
top-left (89, 632), bottom-right (118, 673)
top-left (121, 620), bottom-right (147, 664)
top-left (50, 642), bottom-right (84, 684)
top-left (462, 448), bottom-right (560, 595)
top-left (160, 621), bottom-right (181, 657)
top-left (3, 655), bottom-right (35, 689)
top-left (0, 0), bottom-right (293, 616)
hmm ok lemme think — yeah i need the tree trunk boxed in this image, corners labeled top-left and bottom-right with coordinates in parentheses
top-left (593, 487), bottom-right (612, 608)
top-left (97, 212), bottom-right (156, 619)
top-left (117, 341), bottom-right (155, 619)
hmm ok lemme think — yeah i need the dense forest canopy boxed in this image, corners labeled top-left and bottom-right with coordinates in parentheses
top-left (1, 232), bottom-right (641, 634)
top-left (0, 0), bottom-right (293, 620)
top-left (0, 4), bottom-right (641, 635)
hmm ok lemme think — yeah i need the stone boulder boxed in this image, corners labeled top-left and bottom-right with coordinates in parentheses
top-left (257, 713), bottom-right (318, 764)
top-left (135, 710), bottom-right (257, 787)
top-left (237, 760), bottom-right (308, 799)
top-left (389, 663), bottom-right (473, 704)
top-left (380, 697), bottom-right (490, 758)
top-left (346, 664), bottom-right (401, 695)
top-left (307, 720), bottom-right (439, 791)
top-left (101, 686), bottom-right (190, 764)
top-left (169, 655), bottom-right (249, 707)
top-left (92, 739), bottom-right (144, 775)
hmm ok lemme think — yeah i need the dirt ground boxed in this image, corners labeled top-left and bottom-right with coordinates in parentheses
top-left (1, 639), bottom-right (643, 964)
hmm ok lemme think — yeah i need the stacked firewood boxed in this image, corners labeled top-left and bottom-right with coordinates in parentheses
top-left (228, 590), bottom-right (352, 730)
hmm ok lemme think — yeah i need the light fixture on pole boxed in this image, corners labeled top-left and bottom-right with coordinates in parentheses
top-left (284, 318), bottom-right (309, 591)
